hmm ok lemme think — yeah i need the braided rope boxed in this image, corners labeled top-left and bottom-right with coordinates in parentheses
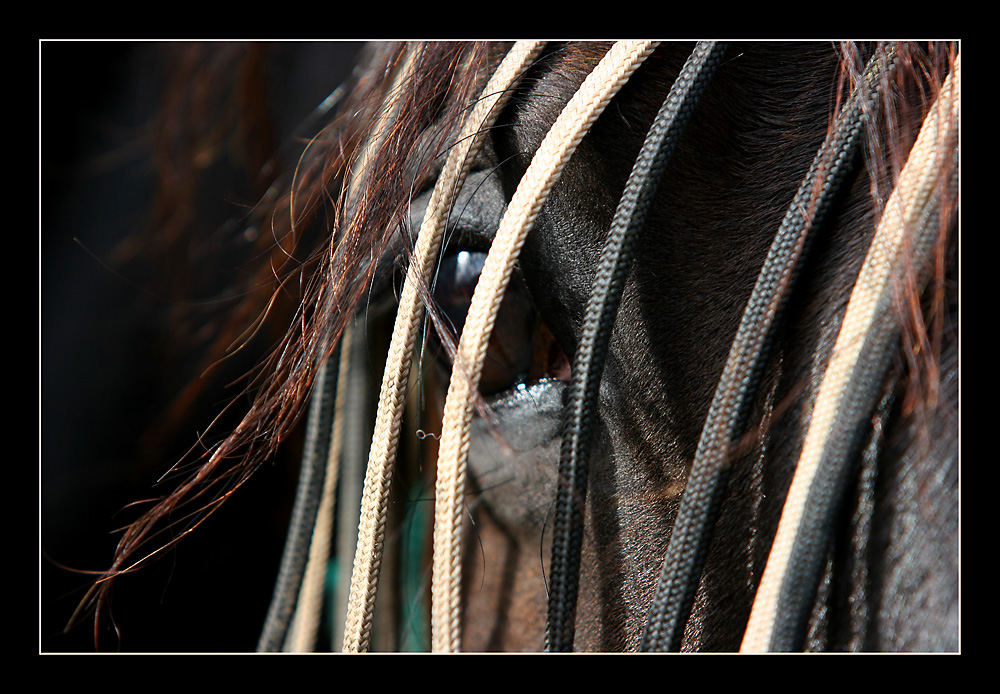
top-left (431, 40), bottom-right (659, 653)
top-left (282, 322), bottom-right (353, 652)
top-left (546, 41), bottom-right (727, 652)
top-left (740, 53), bottom-right (959, 653)
top-left (256, 340), bottom-right (338, 651)
top-left (341, 41), bottom-right (547, 652)
top-left (640, 45), bottom-right (898, 652)
top-left (332, 317), bottom-right (375, 649)
top-left (257, 46), bottom-right (418, 652)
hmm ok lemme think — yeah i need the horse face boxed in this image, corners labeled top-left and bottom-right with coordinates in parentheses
top-left (416, 43), bottom-right (766, 650)
top-left (413, 42), bottom-right (957, 651)
top-left (52, 41), bottom-right (955, 653)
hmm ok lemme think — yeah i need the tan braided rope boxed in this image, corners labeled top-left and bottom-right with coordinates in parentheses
top-left (283, 322), bottom-right (353, 652)
top-left (270, 45), bottom-right (420, 652)
top-left (430, 40), bottom-right (659, 653)
top-left (346, 46), bottom-right (418, 207)
top-left (258, 46), bottom-right (416, 652)
top-left (740, 52), bottom-right (959, 652)
top-left (332, 317), bottom-right (373, 649)
top-left (341, 40), bottom-right (547, 652)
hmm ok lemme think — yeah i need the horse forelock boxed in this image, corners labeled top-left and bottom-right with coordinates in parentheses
top-left (85, 41), bottom-right (490, 640)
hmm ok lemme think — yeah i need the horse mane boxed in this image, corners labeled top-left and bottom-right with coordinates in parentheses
top-left (80, 40), bottom-right (957, 648)
top-left (81, 41), bottom-right (493, 642)
top-left (830, 43), bottom-right (958, 496)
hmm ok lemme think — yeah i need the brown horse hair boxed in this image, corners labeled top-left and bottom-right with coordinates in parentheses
top-left (83, 41), bottom-right (495, 643)
top-left (85, 40), bottom-right (957, 647)
top-left (838, 41), bottom-right (958, 450)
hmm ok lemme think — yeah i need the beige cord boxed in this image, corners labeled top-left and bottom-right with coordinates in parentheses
top-left (342, 41), bottom-right (548, 653)
top-left (279, 44), bottom-right (417, 652)
top-left (740, 53), bottom-right (959, 652)
top-left (332, 318), bottom-right (373, 650)
top-left (430, 40), bottom-right (659, 653)
top-left (283, 322), bottom-right (353, 652)
top-left (346, 46), bottom-right (417, 207)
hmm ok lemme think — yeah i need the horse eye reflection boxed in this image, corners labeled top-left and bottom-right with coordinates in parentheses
top-left (433, 250), bottom-right (538, 396)
top-left (434, 250), bottom-right (487, 336)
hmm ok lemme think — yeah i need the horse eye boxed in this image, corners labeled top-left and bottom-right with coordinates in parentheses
top-left (433, 250), bottom-right (537, 396)
top-left (434, 250), bottom-right (487, 336)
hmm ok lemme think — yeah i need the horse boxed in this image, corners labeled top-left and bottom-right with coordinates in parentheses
top-left (41, 40), bottom-right (959, 652)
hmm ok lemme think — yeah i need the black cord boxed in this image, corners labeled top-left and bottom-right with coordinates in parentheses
top-left (544, 41), bottom-right (728, 652)
top-left (257, 345), bottom-right (340, 651)
top-left (767, 142), bottom-right (955, 650)
top-left (639, 45), bottom-right (898, 652)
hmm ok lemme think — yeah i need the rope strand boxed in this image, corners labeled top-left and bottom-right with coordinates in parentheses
top-left (256, 44), bottom-right (418, 653)
top-left (256, 340), bottom-right (338, 651)
top-left (342, 41), bottom-right (547, 652)
top-left (740, 52), bottom-right (959, 652)
top-left (431, 40), bottom-right (659, 653)
top-left (545, 41), bottom-right (727, 652)
top-left (282, 323), bottom-right (353, 652)
top-left (639, 44), bottom-right (898, 652)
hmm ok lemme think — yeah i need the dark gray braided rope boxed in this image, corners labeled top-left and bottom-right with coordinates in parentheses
top-left (640, 45), bottom-right (897, 652)
top-left (545, 41), bottom-right (728, 652)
